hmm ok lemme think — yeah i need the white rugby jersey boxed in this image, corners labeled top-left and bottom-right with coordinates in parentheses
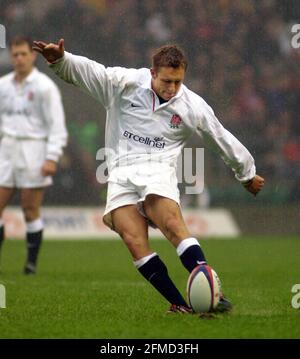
top-left (0, 68), bottom-right (67, 162)
top-left (50, 52), bottom-right (256, 181)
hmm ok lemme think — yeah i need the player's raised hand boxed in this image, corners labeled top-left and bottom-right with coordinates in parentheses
top-left (32, 39), bottom-right (65, 63)
top-left (242, 175), bottom-right (265, 196)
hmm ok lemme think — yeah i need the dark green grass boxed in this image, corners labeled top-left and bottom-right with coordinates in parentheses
top-left (0, 237), bottom-right (300, 338)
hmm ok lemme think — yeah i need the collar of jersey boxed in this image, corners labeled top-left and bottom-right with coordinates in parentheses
top-left (13, 67), bottom-right (38, 84)
top-left (25, 67), bottom-right (38, 83)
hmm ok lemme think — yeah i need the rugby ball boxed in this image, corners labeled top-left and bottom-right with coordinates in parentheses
top-left (187, 264), bottom-right (221, 313)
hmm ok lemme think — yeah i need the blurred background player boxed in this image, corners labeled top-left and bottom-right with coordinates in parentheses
top-left (0, 36), bottom-right (67, 274)
top-left (33, 39), bottom-right (264, 312)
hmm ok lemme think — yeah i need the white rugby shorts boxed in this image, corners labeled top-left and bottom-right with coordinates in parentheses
top-left (103, 163), bottom-right (180, 230)
top-left (0, 135), bottom-right (52, 188)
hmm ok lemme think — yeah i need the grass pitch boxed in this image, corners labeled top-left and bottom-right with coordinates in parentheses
top-left (0, 237), bottom-right (299, 339)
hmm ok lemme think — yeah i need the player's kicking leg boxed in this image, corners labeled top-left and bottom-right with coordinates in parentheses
top-left (111, 205), bottom-right (192, 313)
top-left (0, 187), bottom-right (16, 267)
top-left (21, 188), bottom-right (45, 274)
top-left (143, 194), bottom-right (232, 313)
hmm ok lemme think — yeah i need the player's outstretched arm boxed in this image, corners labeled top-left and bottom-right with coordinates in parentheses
top-left (33, 38), bottom-right (121, 109)
top-left (242, 174), bottom-right (265, 196)
top-left (33, 39), bottom-right (65, 63)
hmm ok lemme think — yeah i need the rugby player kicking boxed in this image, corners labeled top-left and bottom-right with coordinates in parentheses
top-left (33, 39), bottom-right (264, 312)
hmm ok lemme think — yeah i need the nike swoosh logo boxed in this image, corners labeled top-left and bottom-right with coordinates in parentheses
top-left (131, 103), bottom-right (141, 108)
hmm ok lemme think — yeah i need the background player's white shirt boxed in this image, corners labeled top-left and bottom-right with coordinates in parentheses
top-left (0, 67), bottom-right (67, 162)
top-left (50, 52), bottom-right (256, 181)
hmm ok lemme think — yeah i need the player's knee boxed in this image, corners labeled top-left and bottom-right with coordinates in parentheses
top-left (0, 203), bottom-right (8, 216)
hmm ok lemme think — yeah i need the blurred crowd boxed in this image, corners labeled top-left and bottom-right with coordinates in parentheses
top-left (1, 0), bottom-right (300, 204)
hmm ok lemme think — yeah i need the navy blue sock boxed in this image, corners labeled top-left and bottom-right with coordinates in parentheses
top-left (26, 230), bottom-right (43, 266)
top-left (138, 255), bottom-right (188, 306)
top-left (180, 245), bottom-right (207, 273)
